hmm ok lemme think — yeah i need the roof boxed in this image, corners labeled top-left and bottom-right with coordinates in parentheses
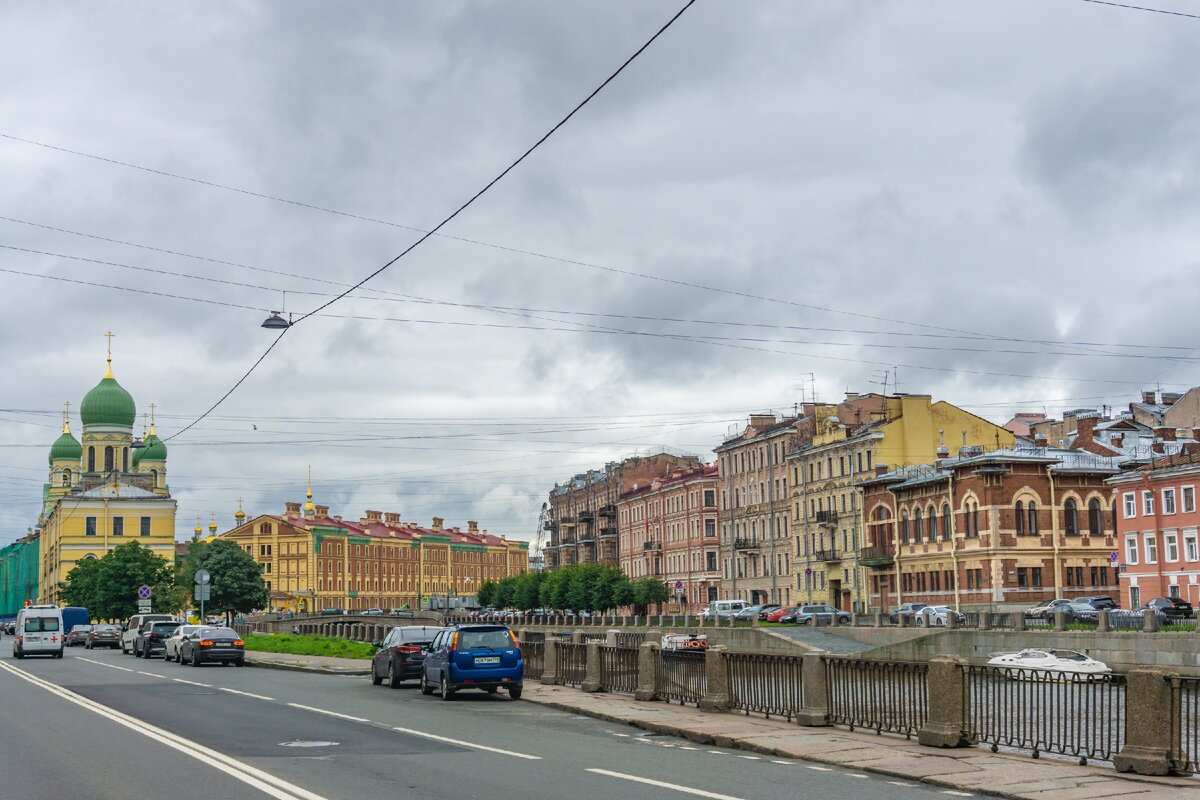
top-left (75, 483), bottom-right (163, 499)
top-left (946, 447), bottom-right (1123, 475)
top-left (716, 416), bottom-right (802, 448)
top-left (80, 372), bottom-right (136, 428)
top-left (619, 464), bottom-right (719, 500)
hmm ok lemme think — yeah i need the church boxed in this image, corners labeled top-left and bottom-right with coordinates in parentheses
top-left (36, 339), bottom-right (178, 604)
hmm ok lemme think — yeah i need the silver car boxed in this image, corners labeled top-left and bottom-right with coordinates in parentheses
top-left (164, 624), bottom-right (201, 662)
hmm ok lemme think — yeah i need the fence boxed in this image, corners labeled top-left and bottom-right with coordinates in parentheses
top-left (521, 640), bottom-right (544, 681)
top-left (615, 632), bottom-right (646, 648)
top-left (1172, 677), bottom-right (1200, 774)
top-left (965, 665), bottom-right (1124, 765)
top-left (657, 650), bottom-right (707, 705)
top-left (726, 652), bottom-right (804, 721)
top-left (600, 646), bottom-right (639, 694)
top-left (557, 642), bottom-right (587, 687)
top-left (824, 656), bottom-right (928, 737)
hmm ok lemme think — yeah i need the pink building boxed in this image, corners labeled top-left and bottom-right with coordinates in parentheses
top-left (1109, 452), bottom-right (1200, 608)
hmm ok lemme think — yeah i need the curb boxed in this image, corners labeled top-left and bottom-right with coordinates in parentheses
top-left (245, 657), bottom-right (371, 676)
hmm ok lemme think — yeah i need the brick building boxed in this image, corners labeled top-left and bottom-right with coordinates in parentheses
top-left (616, 464), bottom-right (721, 610)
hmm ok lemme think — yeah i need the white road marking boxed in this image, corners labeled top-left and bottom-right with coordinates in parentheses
top-left (612, 733), bottom-right (630, 737)
top-left (0, 660), bottom-right (330, 800)
top-left (844, 773), bottom-right (867, 778)
top-left (173, 679), bottom-right (212, 687)
top-left (391, 726), bottom-right (542, 760)
top-left (706, 750), bottom-right (727, 754)
top-left (806, 765), bottom-right (833, 771)
top-left (770, 760), bottom-right (792, 765)
top-left (660, 743), bottom-right (677, 748)
top-left (286, 703), bottom-right (369, 723)
top-left (940, 793), bottom-right (973, 797)
top-left (736, 755), bottom-right (760, 760)
top-left (137, 671), bottom-right (167, 679)
top-left (679, 746), bottom-right (700, 751)
top-left (219, 687), bottom-right (274, 701)
top-left (74, 656), bottom-right (134, 673)
top-left (586, 768), bottom-right (746, 800)
top-left (888, 781), bottom-right (916, 787)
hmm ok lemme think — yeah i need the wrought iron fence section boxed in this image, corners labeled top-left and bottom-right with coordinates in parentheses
top-left (964, 665), bottom-right (1124, 765)
top-left (616, 632), bottom-right (647, 648)
top-left (582, 632), bottom-right (607, 643)
top-left (1172, 677), bottom-right (1200, 774)
top-left (726, 652), bottom-right (804, 720)
top-left (657, 650), bottom-right (707, 705)
top-left (599, 646), bottom-right (639, 694)
top-left (824, 656), bottom-right (928, 737)
top-left (521, 640), bottom-right (544, 681)
top-left (557, 642), bottom-right (588, 687)
top-left (989, 612), bottom-right (1017, 629)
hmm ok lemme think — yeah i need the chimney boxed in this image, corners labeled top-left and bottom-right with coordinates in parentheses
top-left (1155, 426), bottom-right (1178, 442)
top-left (1162, 392), bottom-right (1182, 406)
top-left (384, 512), bottom-right (400, 524)
top-left (1142, 390), bottom-right (1157, 405)
top-left (1034, 432), bottom-right (1048, 446)
top-left (1194, 428), bottom-right (1200, 442)
top-left (1075, 412), bottom-right (1100, 446)
top-left (314, 504), bottom-right (329, 517)
top-left (333, 515), bottom-right (342, 522)
top-left (1153, 442), bottom-right (1166, 455)
top-left (284, 501), bottom-right (301, 517)
top-left (1111, 434), bottom-right (1124, 449)
top-left (874, 464), bottom-right (889, 476)
top-left (467, 520), bottom-right (478, 533)
top-left (365, 510), bottom-right (382, 521)
top-left (748, 413), bottom-right (776, 430)
top-left (432, 516), bottom-right (444, 531)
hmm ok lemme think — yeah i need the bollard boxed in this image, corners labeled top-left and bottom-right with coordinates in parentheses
top-left (634, 615), bottom-right (641, 627)
top-left (623, 615), bottom-right (630, 627)
top-left (796, 653), bottom-right (829, 726)
top-left (540, 639), bottom-right (560, 685)
top-left (1097, 610), bottom-right (1111, 633)
top-left (634, 642), bottom-right (660, 701)
top-left (658, 614), bottom-right (665, 627)
top-left (1114, 667), bottom-right (1181, 775)
top-left (683, 614), bottom-right (691, 628)
top-left (979, 611), bottom-right (991, 631)
top-left (751, 615), bottom-right (760, 628)
top-left (917, 656), bottom-right (971, 748)
top-left (1143, 610), bottom-right (1159, 633)
top-left (1054, 610), bottom-right (1067, 632)
top-left (873, 612), bottom-right (883, 628)
top-left (581, 641), bottom-right (603, 693)
top-left (698, 646), bottom-right (730, 712)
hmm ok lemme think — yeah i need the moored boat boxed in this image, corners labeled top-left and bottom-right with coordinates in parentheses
top-left (985, 648), bottom-right (1111, 678)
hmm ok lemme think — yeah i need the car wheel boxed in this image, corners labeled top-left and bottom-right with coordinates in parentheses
top-left (916, 616), bottom-right (927, 627)
top-left (191, 650), bottom-right (201, 667)
top-left (440, 673), bottom-right (453, 701)
top-left (371, 661), bottom-right (384, 686)
top-left (509, 685), bottom-right (522, 700)
top-left (387, 659), bottom-right (402, 689)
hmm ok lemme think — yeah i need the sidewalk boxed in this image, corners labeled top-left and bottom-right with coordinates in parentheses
top-left (244, 653), bottom-right (1200, 799)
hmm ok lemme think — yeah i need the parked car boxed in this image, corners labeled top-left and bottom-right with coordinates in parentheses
top-left (371, 625), bottom-right (442, 687)
top-left (164, 625), bottom-right (201, 662)
top-left (420, 624), bottom-right (522, 700)
top-left (3, 621), bottom-right (15, 635)
top-left (135, 620), bottom-right (182, 658)
top-left (1058, 602), bottom-right (1100, 623)
top-left (1023, 599), bottom-right (1072, 620)
top-left (733, 604), bottom-right (767, 621)
top-left (765, 606), bottom-right (799, 623)
top-left (912, 606), bottom-right (966, 627)
top-left (1076, 595), bottom-right (1119, 610)
top-left (121, 614), bottom-right (176, 654)
top-left (388, 608), bottom-right (414, 618)
top-left (320, 608), bottom-right (345, 616)
top-left (85, 624), bottom-right (122, 649)
top-left (65, 624), bottom-right (94, 647)
top-left (888, 602), bottom-right (929, 624)
top-left (1144, 596), bottom-right (1194, 620)
top-left (705, 599), bottom-right (749, 619)
top-left (362, 608), bottom-right (385, 616)
top-left (176, 626), bottom-right (245, 667)
top-left (792, 605), bottom-right (852, 625)
top-left (756, 605), bottom-right (783, 621)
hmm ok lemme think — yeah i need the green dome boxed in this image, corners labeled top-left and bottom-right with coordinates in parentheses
top-left (80, 373), bottom-right (136, 428)
top-left (48, 429), bottom-right (82, 465)
top-left (139, 433), bottom-right (167, 462)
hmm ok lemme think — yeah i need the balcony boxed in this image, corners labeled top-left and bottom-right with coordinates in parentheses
top-left (733, 538), bottom-right (759, 551)
top-left (543, 520), bottom-right (556, 531)
top-left (643, 540), bottom-right (661, 551)
top-left (578, 510), bottom-right (595, 522)
top-left (815, 510), bottom-right (838, 525)
top-left (859, 543), bottom-right (894, 567)
top-left (598, 526), bottom-right (617, 538)
top-left (560, 515), bottom-right (576, 525)
top-left (598, 504), bottom-right (617, 518)
top-left (811, 548), bottom-right (840, 563)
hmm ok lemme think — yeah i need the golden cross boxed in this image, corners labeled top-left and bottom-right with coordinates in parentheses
top-left (62, 401), bottom-right (71, 431)
top-left (148, 403), bottom-right (156, 424)
top-left (104, 330), bottom-right (114, 359)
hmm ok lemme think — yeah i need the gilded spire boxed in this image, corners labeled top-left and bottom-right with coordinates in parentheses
top-left (63, 402), bottom-right (72, 434)
top-left (304, 465), bottom-right (315, 513)
top-left (104, 330), bottom-right (115, 378)
top-left (235, 497), bottom-right (246, 522)
top-left (208, 515), bottom-right (218, 534)
top-left (194, 516), bottom-right (202, 537)
top-left (148, 403), bottom-right (157, 436)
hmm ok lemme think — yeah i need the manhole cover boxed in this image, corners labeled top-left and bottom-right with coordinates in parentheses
top-left (279, 741), bottom-right (339, 748)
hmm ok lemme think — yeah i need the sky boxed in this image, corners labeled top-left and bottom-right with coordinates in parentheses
top-left (2, 0), bottom-right (1198, 548)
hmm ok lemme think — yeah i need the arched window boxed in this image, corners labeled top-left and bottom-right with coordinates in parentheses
top-left (149, 468), bottom-right (159, 487)
top-left (1015, 501), bottom-right (1025, 535)
top-left (1088, 499), bottom-right (1103, 536)
top-left (927, 506), bottom-right (937, 542)
top-left (900, 511), bottom-right (909, 543)
top-left (1028, 502), bottom-right (1039, 534)
top-left (122, 447), bottom-right (129, 472)
top-left (914, 508), bottom-right (923, 542)
top-left (942, 504), bottom-right (952, 540)
top-left (61, 470), bottom-right (70, 487)
top-left (87, 446), bottom-right (95, 472)
top-left (104, 446), bottom-right (114, 472)
top-left (1064, 498), bottom-right (1078, 535)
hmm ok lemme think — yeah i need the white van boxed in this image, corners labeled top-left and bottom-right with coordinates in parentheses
top-left (14, 605), bottom-right (64, 658)
top-left (705, 599), bottom-right (749, 619)
top-left (121, 613), bottom-right (177, 654)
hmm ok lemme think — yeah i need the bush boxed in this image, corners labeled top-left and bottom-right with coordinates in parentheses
top-left (242, 634), bottom-right (376, 660)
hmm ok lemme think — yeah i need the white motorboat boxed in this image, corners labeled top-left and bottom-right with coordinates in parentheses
top-left (985, 648), bottom-right (1111, 677)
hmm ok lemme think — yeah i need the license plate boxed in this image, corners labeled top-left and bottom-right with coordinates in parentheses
top-left (474, 656), bottom-right (500, 665)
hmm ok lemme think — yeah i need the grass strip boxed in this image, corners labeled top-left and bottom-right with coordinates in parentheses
top-left (243, 633), bottom-right (376, 660)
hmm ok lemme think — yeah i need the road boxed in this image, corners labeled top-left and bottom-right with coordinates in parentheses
top-left (0, 643), bottom-right (962, 800)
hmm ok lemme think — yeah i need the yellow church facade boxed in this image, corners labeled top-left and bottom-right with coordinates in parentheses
top-left (37, 346), bottom-right (177, 604)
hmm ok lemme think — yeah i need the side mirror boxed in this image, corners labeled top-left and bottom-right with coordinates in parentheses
top-left (371, 641), bottom-right (382, 649)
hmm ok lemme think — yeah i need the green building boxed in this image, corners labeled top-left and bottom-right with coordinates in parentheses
top-left (0, 536), bottom-right (40, 617)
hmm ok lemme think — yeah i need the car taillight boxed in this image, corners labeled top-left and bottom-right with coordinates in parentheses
top-left (396, 645), bottom-right (421, 654)
top-left (233, 640), bottom-right (244, 647)
top-left (450, 632), bottom-right (459, 651)
top-left (199, 639), bottom-right (214, 647)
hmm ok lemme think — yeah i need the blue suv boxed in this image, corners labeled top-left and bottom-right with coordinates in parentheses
top-left (420, 624), bottom-right (523, 700)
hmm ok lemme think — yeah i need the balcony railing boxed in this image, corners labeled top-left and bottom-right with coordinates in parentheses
top-left (578, 510), bottom-right (595, 522)
top-left (543, 520), bottom-right (556, 531)
top-left (598, 504), bottom-right (617, 518)
top-left (733, 538), bottom-right (758, 551)
top-left (598, 526), bottom-right (617, 538)
top-left (811, 548), bottom-right (840, 562)
top-left (815, 510), bottom-right (837, 524)
top-left (643, 540), bottom-right (662, 551)
top-left (859, 544), bottom-right (894, 567)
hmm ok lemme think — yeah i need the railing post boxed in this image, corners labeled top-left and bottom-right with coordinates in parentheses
top-left (633, 615), bottom-right (641, 627)
top-left (1143, 611), bottom-right (1159, 633)
top-left (797, 653), bottom-right (829, 727)
top-left (517, 628), bottom-right (529, 644)
top-left (917, 656), bottom-right (971, 748)
top-left (946, 612), bottom-right (958, 630)
top-left (979, 611), bottom-right (991, 631)
top-left (1013, 613), bottom-right (1026, 631)
top-left (572, 629), bottom-right (585, 644)
top-left (1114, 667), bottom-right (1181, 775)
top-left (582, 641), bottom-right (603, 693)
top-left (897, 613), bottom-right (908, 629)
top-left (634, 642), bottom-right (660, 701)
top-left (1054, 610), bottom-right (1067, 632)
top-left (540, 639), bottom-right (560, 685)
top-left (698, 646), bottom-right (730, 712)
top-left (605, 629), bottom-right (619, 647)
top-left (1097, 610), bottom-right (1111, 633)
top-left (873, 612), bottom-right (883, 628)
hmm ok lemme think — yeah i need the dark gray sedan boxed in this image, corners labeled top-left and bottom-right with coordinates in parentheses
top-left (177, 626), bottom-right (245, 667)
top-left (371, 625), bottom-right (442, 687)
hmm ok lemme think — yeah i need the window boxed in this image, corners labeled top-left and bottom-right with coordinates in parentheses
top-left (1064, 499), bottom-right (1078, 535)
top-left (1163, 488), bottom-right (1177, 515)
top-left (927, 508), bottom-right (936, 542)
top-left (1123, 492), bottom-right (1136, 519)
top-left (112, 517), bottom-right (123, 536)
top-left (87, 446), bottom-right (95, 472)
top-left (1017, 567), bottom-right (1029, 587)
top-left (704, 519), bottom-right (716, 537)
top-left (1142, 490), bottom-right (1154, 517)
top-left (140, 516), bottom-right (151, 537)
top-left (942, 504), bottom-right (952, 540)
top-left (1089, 566), bottom-right (1109, 586)
top-left (1184, 486), bottom-right (1196, 514)
top-left (914, 508), bottom-right (923, 541)
top-left (85, 516), bottom-right (96, 536)
top-left (1087, 499), bottom-right (1102, 536)
top-left (1065, 566), bottom-right (1083, 586)
top-left (1015, 501), bottom-right (1025, 535)
top-left (706, 551), bottom-right (717, 571)
top-left (1186, 531), bottom-right (1198, 562)
top-left (900, 511), bottom-right (909, 543)
top-left (1144, 533), bottom-right (1158, 564)
top-left (1169, 584), bottom-right (1181, 598)
top-left (1028, 502), bottom-right (1039, 535)
top-left (1129, 586), bottom-right (1141, 608)
top-left (1031, 567), bottom-right (1043, 587)
top-left (1165, 531), bottom-right (1179, 562)
top-left (103, 445), bottom-right (114, 472)
top-left (703, 489), bottom-right (715, 507)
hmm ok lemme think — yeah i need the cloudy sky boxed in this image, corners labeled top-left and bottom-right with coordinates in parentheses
top-left (2, 0), bottom-right (1198, 548)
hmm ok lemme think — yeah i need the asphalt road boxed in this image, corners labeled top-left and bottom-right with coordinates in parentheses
top-left (0, 643), bottom-right (964, 800)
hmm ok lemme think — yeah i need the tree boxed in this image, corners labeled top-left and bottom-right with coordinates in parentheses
top-left (476, 580), bottom-right (498, 608)
top-left (59, 541), bottom-right (175, 621)
top-left (513, 571), bottom-right (545, 610)
top-left (194, 539), bottom-right (269, 617)
top-left (493, 577), bottom-right (517, 609)
top-left (632, 577), bottom-right (670, 615)
top-left (60, 557), bottom-right (103, 612)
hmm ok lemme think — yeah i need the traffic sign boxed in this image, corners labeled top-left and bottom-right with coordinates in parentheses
top-left (137, 585), bottom-right (152, 600)
top-left (194, 585), bottom-right (211, 602)
top-left (1120, 564), bottom-right (1128, 572)
top-left (1110, 551), bottom-right (1119, 563)
top-left (137, 598), bottom-right (152, 612)
top-left (675, 580), bottom-right (683, 589)
top-left (195, 569), bottom-right (211, 585)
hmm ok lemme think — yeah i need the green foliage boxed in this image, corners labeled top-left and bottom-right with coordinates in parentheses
top-left (632, 577), bottom-right (670, 610)
top-left (60, 541), bottom-right (176, 620)
top-left (194, 539), bottom-right (269, 616)
top-left (242, 633), bottom-right (375, 660)
top-left (476, 580), bottom-right (498, 608)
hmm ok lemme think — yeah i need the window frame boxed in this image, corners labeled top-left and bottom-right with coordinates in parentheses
top-left (1163, 487), bottom-right (1177, 516)
top-left (1123, 492), bottom-right (1136, 519)
top-left (1125, 534), bottom-right (1139, 565)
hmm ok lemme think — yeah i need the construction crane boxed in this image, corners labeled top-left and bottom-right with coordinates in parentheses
top-left (533, 502), bottom-right (549, 569)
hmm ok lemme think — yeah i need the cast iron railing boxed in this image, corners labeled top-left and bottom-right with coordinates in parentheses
top-left (557, 642), bottom-right (587, 687)
top-left (600, 646), bottom-right (639, 694)
top-left (657, 650), bottom-right (707, 705)
top-left (726, 652), bottom-right (804, 721)
top-left (1171, 676), bottom-right (1200, 774)
top-left (616, 632), bottom-right (646, 648)
top-left (824, 656), bottom-right (928, 737)
top-left (521, 641), bottom-right (544, 681)
top-left (964, 664), bottom-right (1124, 765)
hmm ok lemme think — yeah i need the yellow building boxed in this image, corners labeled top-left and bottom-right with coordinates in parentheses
top-left (787, 394), bottom-right (1015, 612)
top-left (38, 346), bottom-right (177, 604)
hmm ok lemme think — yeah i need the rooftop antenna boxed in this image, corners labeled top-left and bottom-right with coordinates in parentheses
top-left (869, 369), bottom-right (890, 395)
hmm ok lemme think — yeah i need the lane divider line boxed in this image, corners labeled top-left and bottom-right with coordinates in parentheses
top-left (137, 671), bottom-right (167, 679)
top-left (219, 687), bottom-right (274, 701)
top-left (0, 659), bottom-right (330, 800)
top-left (769, 760), bottom-right (792, 765)
top-left (806, 765), bottom-right (832, 771)
top-left (173, 679), bottom-right (212, 688)
top-left (287, 703), bottom-right (369, 723)
top-left (585, 768), bottom-right (745, 800)
top-left (391, 726), bottom-right (541, 760)
top-left (736, 755), bottom-right (760, 760)
top-left (74, 656), bottom-right (135, 673)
